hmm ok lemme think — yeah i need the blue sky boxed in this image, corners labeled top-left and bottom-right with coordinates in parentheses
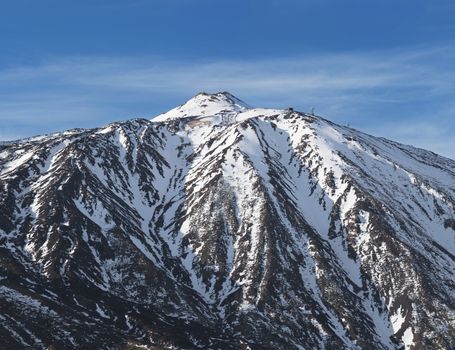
top-left (1, 0), bottom-right (455, 158)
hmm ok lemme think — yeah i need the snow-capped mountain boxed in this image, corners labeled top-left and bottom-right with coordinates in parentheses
top-left (1, 92), bottom-right (454, 349)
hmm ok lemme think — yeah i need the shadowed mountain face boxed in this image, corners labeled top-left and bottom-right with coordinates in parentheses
top-left (1, 92), bottom-right (454, 349)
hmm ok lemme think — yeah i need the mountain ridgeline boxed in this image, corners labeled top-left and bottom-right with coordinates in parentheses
top-left (0, 92), bottom-right (454, 349)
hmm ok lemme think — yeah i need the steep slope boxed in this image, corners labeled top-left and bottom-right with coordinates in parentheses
top-left (0, 92), bottom-right (454, 349)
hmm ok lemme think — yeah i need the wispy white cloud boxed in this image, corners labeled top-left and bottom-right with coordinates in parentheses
top-left (1, 45), bottom-right (455, 158)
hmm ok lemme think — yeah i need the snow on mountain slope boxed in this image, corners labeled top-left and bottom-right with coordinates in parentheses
top-left (0, 92), bottom-right (454, 349)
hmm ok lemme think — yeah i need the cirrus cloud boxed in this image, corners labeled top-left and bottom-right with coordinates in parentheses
top-left (0, 45), bottom-right (455, 158)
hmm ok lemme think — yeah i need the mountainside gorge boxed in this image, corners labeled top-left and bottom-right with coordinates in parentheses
top-left (0, 92), bottom-right (455, 349)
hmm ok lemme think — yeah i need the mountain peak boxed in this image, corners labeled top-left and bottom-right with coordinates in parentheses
top-left (153, 91), bottom-right (251, 122)
top-left (2, 95), bottom-right (455, 349)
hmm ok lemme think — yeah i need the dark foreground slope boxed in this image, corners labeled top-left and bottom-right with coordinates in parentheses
top-left (1, 93), bottom-right (454, 349)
